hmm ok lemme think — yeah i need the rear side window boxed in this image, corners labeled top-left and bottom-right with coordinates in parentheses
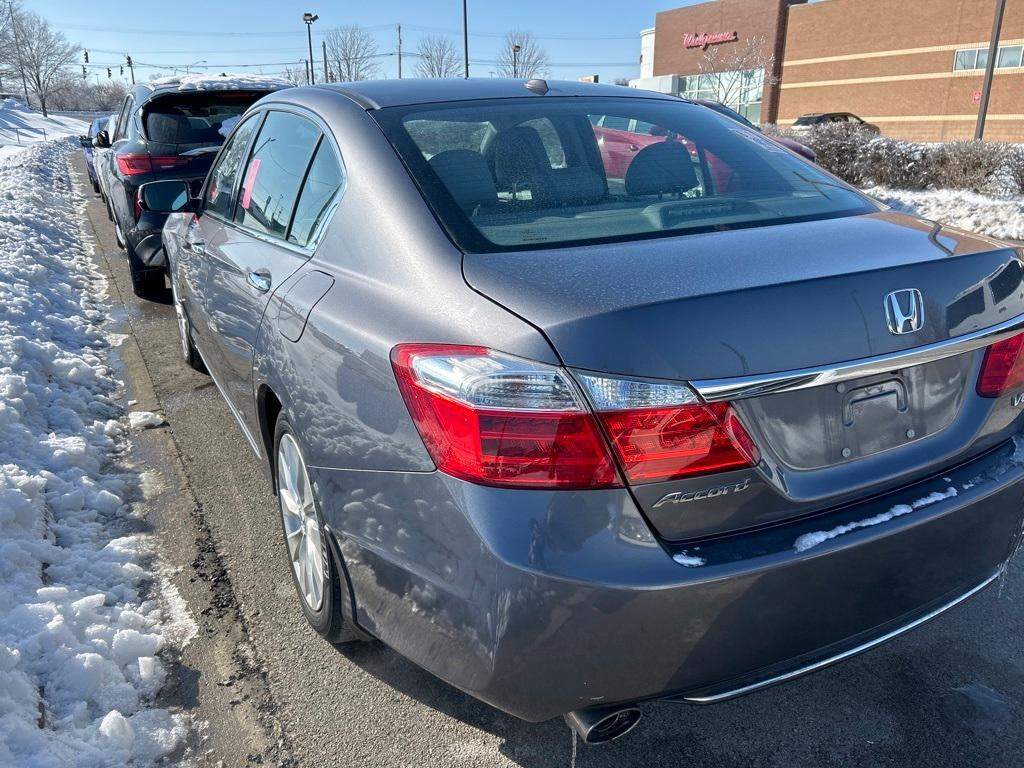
top-left (204, 115), bottom-right (260, 219)
top-left (144, 92), bottom-right (267, 146)
top-left (288, 141), bottom-right (345, 247)
top-left (234, 111), bottom-right (321, 239)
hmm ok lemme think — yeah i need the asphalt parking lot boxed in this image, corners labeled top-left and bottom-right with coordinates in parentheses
top-left (74, 151), bottom-right (1024, 768)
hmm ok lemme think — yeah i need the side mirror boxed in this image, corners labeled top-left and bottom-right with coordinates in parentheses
top-left (79, 135), bottom-right (93, 148)
top-left (93, 130), bottom-right (111, 149)
top-left (139, 180), bottom-right (197, 214)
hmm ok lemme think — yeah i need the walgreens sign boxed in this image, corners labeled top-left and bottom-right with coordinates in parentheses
top-left (682, 31), bottom-right (739, 49)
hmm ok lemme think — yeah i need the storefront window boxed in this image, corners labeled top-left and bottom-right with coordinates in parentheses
top-left (679, 68), bottom-right (764, 125)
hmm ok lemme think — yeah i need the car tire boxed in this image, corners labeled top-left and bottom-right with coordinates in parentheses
top-left (127, 244), bottom-right (164, 298)
top-left (171, 283), bottom-right (206, 373)
top-left (274, 417), bottom-right (359, 645)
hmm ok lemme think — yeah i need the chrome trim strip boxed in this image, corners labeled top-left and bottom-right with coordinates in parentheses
top-left (692, 312), bottom-right (1024, 402)
top-left (679, 569), bottom-right (1001, 704)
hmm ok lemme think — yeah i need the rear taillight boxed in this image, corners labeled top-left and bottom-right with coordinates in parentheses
top-left (133, 189), bottom-right (143, 221)
top-left (391, 345), bottom-right (620, 489)
top-left (391, 344), bottom-right (759, 489)
top-left (577, 373), bottom-right (758, 483)
top-left (116, 154), bottom-right (190, 176)
top-left (977, 332), bottom-right (1024, 397)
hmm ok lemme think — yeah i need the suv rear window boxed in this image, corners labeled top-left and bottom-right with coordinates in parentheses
top-left (143, 91), bottom-right (269, 146)
top-left (375, 98), bottom-right (875, 253)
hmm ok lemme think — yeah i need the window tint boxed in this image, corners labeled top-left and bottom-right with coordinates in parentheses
top-left (114, 97), bottom-right (133, 140)
top-left (235, 111), bottom-right (321, 239)
top-left (600, 115), bottom-right (630, 131)
top-left (144, 92), bottom-right (265, 146)
top-left (204, 114), bottom-right (260, 219)
top-left (288, 141), bottom-right (345, 247)
top-left (379, 98), bottom-right (873, 253)
top-left (404, 118), bottom-right (493, 158)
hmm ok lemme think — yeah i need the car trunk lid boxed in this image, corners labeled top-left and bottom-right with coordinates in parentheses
top-left (462, 211), bottom-right (1024, 540)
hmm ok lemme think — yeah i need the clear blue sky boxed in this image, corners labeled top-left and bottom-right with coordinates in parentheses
top-left (34, 0), bottom-right (700, 84)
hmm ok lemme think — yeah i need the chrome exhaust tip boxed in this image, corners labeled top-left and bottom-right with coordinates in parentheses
top-left (564, 705), bottom-right (642, 744)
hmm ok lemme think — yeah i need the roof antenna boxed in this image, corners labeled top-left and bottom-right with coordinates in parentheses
top-left (525, 78), bottom-right (548, 95)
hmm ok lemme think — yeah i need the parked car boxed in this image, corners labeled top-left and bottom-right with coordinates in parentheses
top-left (691, 99), bottom-right (817, 161)
top-left (792, 111), bottom-right (881, 133)
top-left (145, 79), bottom-right (1024, 745)
top-left (79, 115), bottom-right (111, 194)
top-left (94, 77), bottom-right (289, 296)
top-left (93, 114), bottom-right (118, 208)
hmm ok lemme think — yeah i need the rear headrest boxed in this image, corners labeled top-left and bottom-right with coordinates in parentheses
top-left (428, 149), bottom-right (497, 212)
top-left (624, 141), bottom-right (699, 197)
top-left (493, 126), bottom-right (553, 198)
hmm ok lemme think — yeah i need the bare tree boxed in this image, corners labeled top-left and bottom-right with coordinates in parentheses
top-left (697, 35), bottom-right (778, 111)
top-left (416, 35), bottom-right (460, 78)
top-left (324, 25), bottom-right (380, 83)
top-left (495, 31), bottom-right (548, 79)
top-left (280, 62), bottom-right (308, 86)
top-left (2, 9), bottom-right (79, 116)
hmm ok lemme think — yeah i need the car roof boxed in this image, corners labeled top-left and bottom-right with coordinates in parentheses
top-left (303, 78), bottom-right (680, 111)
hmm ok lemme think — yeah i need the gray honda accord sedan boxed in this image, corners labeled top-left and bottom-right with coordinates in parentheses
top-left (143, 79), bottom-right (1024, 744)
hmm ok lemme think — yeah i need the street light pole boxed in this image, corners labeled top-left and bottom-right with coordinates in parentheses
top-left (185, 60), bottom-right (206, 75)
top-left (462, 0), bottom-right (469, 78)
top-left (974, 0), bottom-right (1006, 140)
top-left (512, 44), bottom-right (521, 78)
top-left (303, 12), bottom-right (319, 85)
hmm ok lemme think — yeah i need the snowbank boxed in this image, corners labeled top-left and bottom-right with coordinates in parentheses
top-left (866, 186), bottom-right (1024, 241)
top-left (0, 140), bottom-right (191, 765)
top-left (0, 99), bottom-right (89, 158)
top-left (149, 73), bottom-right (292, 92)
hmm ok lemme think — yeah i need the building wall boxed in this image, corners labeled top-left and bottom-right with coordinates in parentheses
top-left (651, 0), bottom-right (788, 122)
top-left (778, 0), bottom-right (1024, 141)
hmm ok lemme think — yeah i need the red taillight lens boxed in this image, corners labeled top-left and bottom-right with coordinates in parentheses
top-left (977, 332), bottom-right (1024, 397)
top-left (391, 345), bottom-right (620, 489)
top-left (117, 154), bottom-right (189, 176)
top-left (133, 189), bottom-right (143, 221)
top-left (597, 402), bottom-right (758, 483)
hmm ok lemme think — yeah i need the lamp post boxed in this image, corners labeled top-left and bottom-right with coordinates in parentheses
top-left (512, 43), bottom-right (521, 78)
top-left (185, 59), bottom-right (206, 74)
top-left (462, 0), bottom-right (469, 78)
top-left (303, 12), bottom-right (319, 85)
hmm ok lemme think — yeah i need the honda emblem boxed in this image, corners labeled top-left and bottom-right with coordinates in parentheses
top-left (884, 289), bottom-right (923, 335)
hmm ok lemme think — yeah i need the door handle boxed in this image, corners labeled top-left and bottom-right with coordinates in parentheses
top-left (246, 270), bottom-right (272, 293)
top-left (183, 239), bottom-right (205, 255)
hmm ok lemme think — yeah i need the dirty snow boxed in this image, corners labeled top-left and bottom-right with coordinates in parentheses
top-left (150, 73), bottom-right (292, 92)
top-left (128, 411), bottom-right (166, 431)
top-left (0, 140), bottom-right (190, 765)
top-left (866, 186), bottom-right (1024, 241)
top-left (794, 486), bottom-right (959, 553)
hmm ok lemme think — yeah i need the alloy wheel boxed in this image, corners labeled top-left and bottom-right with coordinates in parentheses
top-left (277, 433), bottom-right (325, 611)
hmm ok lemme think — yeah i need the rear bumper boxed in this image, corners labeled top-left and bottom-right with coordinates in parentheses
top-left (320, 439), bottom-right (1024, 722)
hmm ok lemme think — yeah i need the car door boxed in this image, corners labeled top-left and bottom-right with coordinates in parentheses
top-left (194, 109), bottom-right (324, 438)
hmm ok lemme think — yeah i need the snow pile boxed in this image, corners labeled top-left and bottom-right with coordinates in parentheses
top-left (150, 73), bottom-right (292, 92)
top-left (0, 99), bottom-right (89, 160)
top-left (127, 412), bottom-right (166, 431)
top-left (794, 486), bottom-right (958, 553)
top-left (866, 186), bottom-right (1024, 241)
top-left (0, 140), bottom-right (190, 765)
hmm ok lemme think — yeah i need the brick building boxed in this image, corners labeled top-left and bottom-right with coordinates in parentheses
top-left (633, 0), bottom-right (1024, 141)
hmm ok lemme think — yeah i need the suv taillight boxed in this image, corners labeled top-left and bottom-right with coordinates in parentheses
top-left (391, 344), bottom-right (758, 489)
top-left (117, 154), bottom-right (190, 176)
top-left (977, 332), bottom-right (1024, 397)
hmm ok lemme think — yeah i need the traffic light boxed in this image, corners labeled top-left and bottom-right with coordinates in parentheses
top-left (84, 50), bottom-right (89, 63)
top-left (120, 66), bottom-right (124, 75)
top-left (81, 65), bottom-right (86, 78)
top-left (107, 68), bottom-right (111, 78)
top-left (125, 55), bottom-right (132, 67)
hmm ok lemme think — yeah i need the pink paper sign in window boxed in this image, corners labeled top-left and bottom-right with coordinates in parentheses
top-left (240, 158), bottom-right (261, 210)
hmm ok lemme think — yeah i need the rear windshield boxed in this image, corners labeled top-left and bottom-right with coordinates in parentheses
top-left (143, 91), bottom-right (269, 146)
top-left (374, 98), bottom-right (875, 253)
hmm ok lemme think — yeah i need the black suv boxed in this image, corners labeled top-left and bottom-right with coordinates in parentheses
top-left (95, 78), bottom-right (288, 296)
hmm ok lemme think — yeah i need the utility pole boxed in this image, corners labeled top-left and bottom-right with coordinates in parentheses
top-left (304, 58), bottom-right (310, 85)
top-left (397, 25), bottom-right (402, 79)
top-left (462, 0), bottom-right (469, 78)
top-left (6, 1), bottom-right (29, 105)
top-left (975, 0), bottom-right (1007, 139)
top-left (322, 39), bottom-right (328, 81)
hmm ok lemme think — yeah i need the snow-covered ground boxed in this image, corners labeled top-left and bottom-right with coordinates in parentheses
top-left (0, 140), bottom-right (193, 765)
top-left (866, 186), bottom-right (1024, 242)
top-left (0, 100), bottom-right (90, 160)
